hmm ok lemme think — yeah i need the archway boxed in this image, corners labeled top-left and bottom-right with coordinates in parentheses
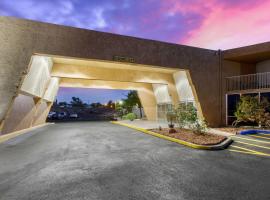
top-left (0, 55), bottom-right (201, 135)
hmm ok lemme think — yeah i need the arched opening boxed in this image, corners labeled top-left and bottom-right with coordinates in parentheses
top-left (47, 87), bottom-right (146, 122)
top-left (0, 55), bottom-right (202, 135)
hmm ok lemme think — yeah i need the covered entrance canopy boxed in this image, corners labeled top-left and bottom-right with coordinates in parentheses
top-left (1, 55), bottom-right (200, 135)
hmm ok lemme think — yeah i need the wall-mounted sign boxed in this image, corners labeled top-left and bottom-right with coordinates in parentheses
top-left (113, 55), bottom-right (135, 63)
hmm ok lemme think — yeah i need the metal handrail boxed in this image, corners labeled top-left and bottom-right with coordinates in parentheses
top-left (226, 72), bottom-right (270, 92)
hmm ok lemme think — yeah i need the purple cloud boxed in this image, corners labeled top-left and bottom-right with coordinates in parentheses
top-left (0, 0), bottom-right (201, 44)
top-left (57, 87), bottom-right (131, 103)
top-left (0, 0), bottom-right (269, 49)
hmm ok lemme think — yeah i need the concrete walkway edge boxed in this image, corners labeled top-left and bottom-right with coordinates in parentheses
top-left (0, 123), bottom-right (53, 144)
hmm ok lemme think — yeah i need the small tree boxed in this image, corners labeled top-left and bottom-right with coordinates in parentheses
top-left (176, 103), bottom-right (207, 134)
top-left (233, 95), bottom-right (270, 127)
top-left (123, 91), bottom-right (142, 117)
top-left (176, 103), bottom-right (197, 128)
top-left (90, 102), bottom-right (102, 108)
top-left (106, 100), bottom-right (115, 109)
top-left (115, 102), bottom-right (125, 118)
top-left (233, 95), bottom-right (259, 126)
top-left (123, 113), bottom-right (137, 121)
top-left (70, 97), bottom-right (86, 107)
top-left (259, 97), bottom-right (270, 127)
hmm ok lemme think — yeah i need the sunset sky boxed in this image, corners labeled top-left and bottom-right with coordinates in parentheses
top-left (1, 0), bottom-right (269, 103)
top-left (57, 88), bottom-right (130, 104)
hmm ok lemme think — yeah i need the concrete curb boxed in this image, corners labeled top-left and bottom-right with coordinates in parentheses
top-left (111, 121), bottom-right (233, 150)
top-left (0, 123), bottom-right (53, 144)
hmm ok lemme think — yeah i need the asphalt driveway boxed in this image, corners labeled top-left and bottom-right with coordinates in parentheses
top-left (0, 122), bottom-right (269, 200)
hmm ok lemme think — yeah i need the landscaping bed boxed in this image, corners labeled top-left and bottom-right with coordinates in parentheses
top-left (149, 128), bottom-right (226, 145)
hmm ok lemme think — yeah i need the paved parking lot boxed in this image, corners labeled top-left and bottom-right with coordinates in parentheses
top-left (0, 122), bottom-right (269, 200)
top-left (228, 133), bottom-right (270, 157)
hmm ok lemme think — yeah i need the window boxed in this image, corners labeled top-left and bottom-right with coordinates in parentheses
top-left (260, 92), bottom-right (270, 112)
top-left (157, 103), bottom-right (173, 121)
top-left (227, 94), bottom-right (240, 125)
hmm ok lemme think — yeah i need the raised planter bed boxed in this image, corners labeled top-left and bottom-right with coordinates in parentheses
top-left (111, 121), bottom-right (233, 150)
top-left (149, 128), bottom-right (226, 145)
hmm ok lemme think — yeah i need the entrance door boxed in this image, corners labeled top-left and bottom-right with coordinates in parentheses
top-left (157, 103), bottom-right (173, 121)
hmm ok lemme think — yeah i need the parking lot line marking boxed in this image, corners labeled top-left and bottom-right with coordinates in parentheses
top-left (228, 149), bottom-right (269, 157)
top-left (235, 141), bottom-right (270, 150)
top-left (258, 133), bottom-right (270, 137)
top-left (249, 135), bottom-right (270, 140)
top-left (230, 145), bottom-right (270, 156)
top-left (231, 136), bottom-right (270, 144)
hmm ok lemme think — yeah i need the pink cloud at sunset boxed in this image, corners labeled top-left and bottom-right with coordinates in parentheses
top-left (0, 0), bottom-right (269, 50)
top-left (180, 0), bottom-right (270, 49)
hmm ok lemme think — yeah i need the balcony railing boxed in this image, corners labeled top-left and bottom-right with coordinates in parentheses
top-left (226, 72), bottom-right (270, 92)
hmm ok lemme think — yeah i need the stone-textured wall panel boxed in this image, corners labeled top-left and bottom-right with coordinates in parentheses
top-left (1, 94), bottom-right (36, 135)
top-left (152, 84), bottom-right (171, 104)
top-left (43, 77), bottom-right (60, 102)
top-left (32, 101), bottom-right (51, 126)
top-left (20, 56), bottom-right (52, 97)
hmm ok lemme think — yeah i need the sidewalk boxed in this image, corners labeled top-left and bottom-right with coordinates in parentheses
top-left (117, 119), bottom-right (168, 129)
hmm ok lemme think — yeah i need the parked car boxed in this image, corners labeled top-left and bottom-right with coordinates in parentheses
top-left (69, 113), bottom-right (78, 118)
top-left (47, 111), bottom-right (56, 119)
top-left (58, 112), bottom-right (67, 119)
top-left (51, 113), bottom-right (58, 120)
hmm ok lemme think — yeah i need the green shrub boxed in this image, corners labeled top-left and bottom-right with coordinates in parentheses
top-left (233, 95), bottom-right (270, 127)
top-left (233, 95), bottom-right (259, 126)
top-left (123, 113), bottom-right (136, 121)
top-left (175, 103), bottom-right (207, 134)
top-left (176, 103), bottom-right (197, 128)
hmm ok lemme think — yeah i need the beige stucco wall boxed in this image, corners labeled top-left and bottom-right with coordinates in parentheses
top-left (173, 71), bottom-right (194, 102)
top-left (0, 55), bottom-right (57, 135)
top-left (1, 94), bottom-right (36, 134)
top-left (52, 63), bottom-right (179, 106)
top-left (52, 63), bottom-right (175, 84)
top-left (1, 94), bottom-right (51, 135)
top-left (32, 101), bottom-right (52, 126)
top-left (20, 56), bottom-right (53, 98)
top-left (43, 77), bottom-right (60, 102)
top-left (152, 84), bottom-right (171, 104)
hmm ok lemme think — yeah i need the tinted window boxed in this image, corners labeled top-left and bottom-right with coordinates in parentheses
top-left (227, 94), bottom-right (240, 116)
